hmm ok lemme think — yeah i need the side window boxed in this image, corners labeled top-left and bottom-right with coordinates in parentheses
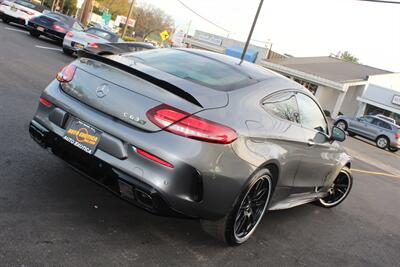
top-left (262, 92), bottom-right (299, 123)
top-left (296, 93), bottom-right (327, 133)
top-left (372, 119), bottom-right (391, 130)
top-left (360, 116), bottom-right (374, 123)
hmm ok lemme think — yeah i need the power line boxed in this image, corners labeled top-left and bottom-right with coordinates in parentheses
top-left (355, 0), bottom-right (400, 4)
top-left (175, 0), bottom-right (232, 33)
top-left (175, 0), bottom-right (272, 45)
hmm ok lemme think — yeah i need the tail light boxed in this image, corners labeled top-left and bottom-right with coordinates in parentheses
top-left (146, 104), bottom-right (237, 144)
top-left (395, 133), bottom-right (400, 139)
top-left (134, 147), bottom-right (174, 168)
top-left (39, 97), bottom-right (53, 107)
top-left (52, 24), bottom-right (66, 32)
top-left (66, 31), bottom-right (73, 37)
top-left (88, 43), bottom-right (99, 48)
top-left (56, 64), bottom-right (76, 82)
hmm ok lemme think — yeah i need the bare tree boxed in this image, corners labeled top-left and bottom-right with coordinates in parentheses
top-left (133, 3), bottom-right (174, 40)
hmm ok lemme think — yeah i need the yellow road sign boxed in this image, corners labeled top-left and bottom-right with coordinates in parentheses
top-left (160, 30), bottom-right (169, 41)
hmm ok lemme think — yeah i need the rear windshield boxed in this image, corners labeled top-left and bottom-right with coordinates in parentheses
top-left (15, 0), bottom-right (44, 12)
top-left (126, 49), bottom-right (256, 90)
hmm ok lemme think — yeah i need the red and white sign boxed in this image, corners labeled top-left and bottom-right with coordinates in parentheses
top-left (115, 15), bottom-right (135, 28)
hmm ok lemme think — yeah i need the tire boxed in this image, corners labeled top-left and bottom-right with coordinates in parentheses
top-left (29, 30), bottom-right (40, 38)
top-left (317, 167), bottom-right (353, 208)
top-left (388, 147), bottom-right (398, 153)
top-left (201, 169), bottom-right (274, 245)
top-left (63, 47), bottom-right (74, 56)
top-left (376, 136), bottom-right (389, 150)
top-left (2, 17), bottom-right (9, 24)
top-left (335, 120), bottom-right (347, 131)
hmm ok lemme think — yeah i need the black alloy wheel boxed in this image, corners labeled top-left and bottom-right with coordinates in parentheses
top-left (319, 167), bottom-right (352, 208)
top-left (201, 169), bottom-right (273, 245)
top-left (233, 176), bottom-right (271, 241)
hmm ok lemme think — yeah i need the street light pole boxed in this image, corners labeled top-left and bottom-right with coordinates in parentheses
top-left (240, 0), bottom-right (264, 64)
top-left (121, 0), bottom-right (135, 39)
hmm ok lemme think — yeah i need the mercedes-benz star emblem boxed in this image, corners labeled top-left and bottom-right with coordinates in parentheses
top-left (96, 84), bottom-right (109, 98)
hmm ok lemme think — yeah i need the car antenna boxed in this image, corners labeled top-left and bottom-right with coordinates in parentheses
top-left (239, 0), bottom-right (264, 65)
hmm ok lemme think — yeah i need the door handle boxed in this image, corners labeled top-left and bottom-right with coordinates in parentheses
top-left (307, 140), bottom-right (315, 146)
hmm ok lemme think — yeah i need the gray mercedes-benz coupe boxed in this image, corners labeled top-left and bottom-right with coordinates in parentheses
top-left (29, 48), bottom-right (352, 245)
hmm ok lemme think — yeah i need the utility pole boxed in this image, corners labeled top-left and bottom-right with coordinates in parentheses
top-left (121, 0), bottom-right (135, 39)
top-left (80, 0), bottom-right (94, 25)
top-left (240, 0), bottom-right (264, 64)
top-left (51, 0), bottom-right (58, 11)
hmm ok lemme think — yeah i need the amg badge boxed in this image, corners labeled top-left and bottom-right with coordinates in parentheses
top-left (123, 112), bottom-right (146, 125)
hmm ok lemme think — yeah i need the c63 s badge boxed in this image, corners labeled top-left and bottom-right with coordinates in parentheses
top-left (123, 112), bottom-right (146, 125)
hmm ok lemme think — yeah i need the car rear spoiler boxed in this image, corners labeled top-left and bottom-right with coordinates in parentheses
top-left (76, 50), bottom-right (203, 108)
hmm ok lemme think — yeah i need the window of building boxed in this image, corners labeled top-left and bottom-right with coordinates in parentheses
top-left (293, 78), bottom-right (318, 95)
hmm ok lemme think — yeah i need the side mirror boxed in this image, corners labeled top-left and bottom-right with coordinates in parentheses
top-left (331, 126), bottom-right (346, 142)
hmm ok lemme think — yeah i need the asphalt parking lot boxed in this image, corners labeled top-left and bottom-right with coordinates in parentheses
top-left (0, 24), bottom-right (399, 266)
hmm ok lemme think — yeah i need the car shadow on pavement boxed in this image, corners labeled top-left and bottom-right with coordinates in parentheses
top-left (36, 162), bottom-right (319, 249)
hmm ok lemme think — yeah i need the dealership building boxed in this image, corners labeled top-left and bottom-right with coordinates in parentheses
top-left (186, 30), bottom-right (286, 63)
top-left (261, 57), bottom-right (400, 124)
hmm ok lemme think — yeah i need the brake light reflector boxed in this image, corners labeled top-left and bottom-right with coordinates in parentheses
top-left (39, 97), bottom-right (53, 107)
top-left (56, 64), bottom-right (76, 82)
top-left (147, 104), bottom-right (237, 144)
top-left (88, 43), bottom-right (99, 48)
top-left (66, 31), bottom-right (73, 37)
top-left (135, 147), bottom-right (174, 168)
top-left (52, 24), bottom-right (66, 32)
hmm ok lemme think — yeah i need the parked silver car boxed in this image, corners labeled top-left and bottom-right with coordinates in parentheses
top-left (335, 115), bottom-right (400, 152)
top-left (62, 27), bottom-right (122, 55)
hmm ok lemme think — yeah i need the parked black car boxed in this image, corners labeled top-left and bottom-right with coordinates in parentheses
top-left (84, 41), bottom-right (156, 55)
top-left (26, 12), bottom-right (84, 43)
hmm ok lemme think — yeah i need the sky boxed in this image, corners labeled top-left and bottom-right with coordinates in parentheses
top-left (138, 0), bottom-right (400, 72)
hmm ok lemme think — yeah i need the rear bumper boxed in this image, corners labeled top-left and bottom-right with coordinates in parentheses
top-left (26, 23), bottom-right (65, 41)
top-left (29, 81), bottom-right (255, 219)
top-left (29, 120), bottom-right (180, 216)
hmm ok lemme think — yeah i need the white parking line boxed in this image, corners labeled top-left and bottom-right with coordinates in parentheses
top-left (4, 27), bottom-right (28, 33)
top-left (35, 45), bottom-right (62, 51)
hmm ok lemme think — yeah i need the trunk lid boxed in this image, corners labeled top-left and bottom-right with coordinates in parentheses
top-left (61, 53), bottom-right (228, 132)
